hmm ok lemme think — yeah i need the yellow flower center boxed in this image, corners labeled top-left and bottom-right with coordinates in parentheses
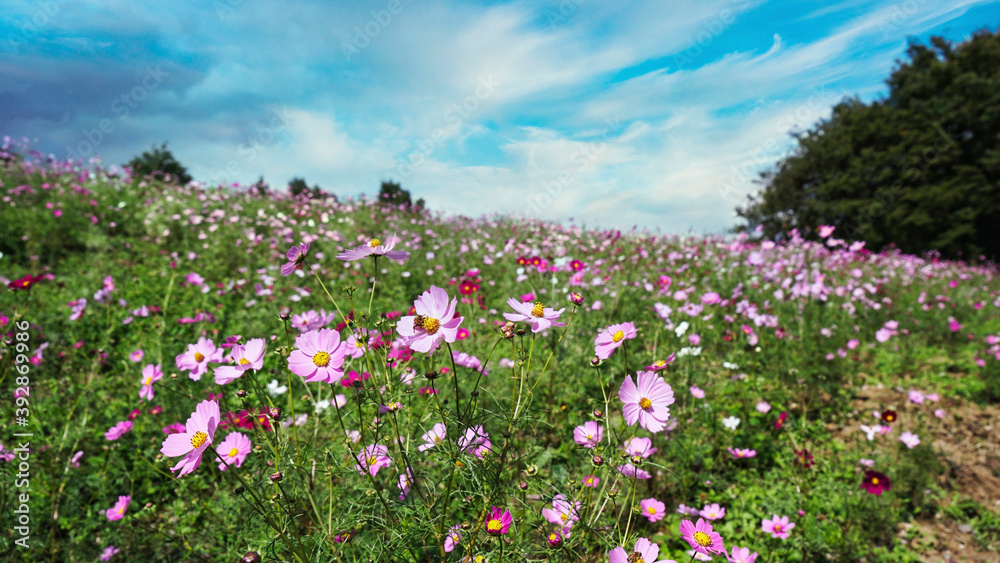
top-left (871, 477), bottom-right (879, 485)
top-left (694, 530), bottom-right (712, 547)
top-left (422, 317), bottom-right (440, 335)
top-left (368, 238), bottom-right (381, 248)
top-left (486, 519), bottom-right (503, 532)
top-left (313, 351), bottom-right (331, 367)
top-left (190, 431), bottom-right (208, 449)
top-left (143, 376), bottom-right (152, 385)
top-left (628, 553), bottom-right (646, 563)
top-left (355, 340), bottom-right (365, 348)
top-left (531, 302), bottom-right (545, 317)
top-left (773, 524), bottom-right (783, 533)
top-left (639, 397), bottom-right (652, 409)
top-left (118, 507), bottom-right (123, 514)
top-left (194, 352), bottom-right (205, 362)
top-left (367, 456), bottom-right (379, 467)
top-left (647, 507), bottom-right (656, 514)
top-left (612, 330), bottom-right (625, 342)
top-left (239, 358), bottom-right (250, 365)
top-left (229, 447), bottom-right (239, 458)
top-left (560, 513), bottom-right (568, 522)
top-left (653, 360), bottom-right (665, 367)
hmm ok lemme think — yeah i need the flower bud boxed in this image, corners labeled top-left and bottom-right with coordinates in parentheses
top-left (590, 357), bottom-right (601, 367)
top-left (241, 551), bottom-right (262, 563)
top-left (593, 409), bottom-right (604, 418)
top-left (569, 292), bottom-right (584, 306)
top-left (592, 455), bottom-right (604, 466)
top-left (547, 532), bottom-right (563, 547)
top-left (236, 389), bottom-right (247, 398)
top-left (519, 481), bottom-right (528, 490)
top-left (607, 488), bottom-right (619, 499)
top-left (525, 464), bottom-right (538, 476)
top-left (269, 407), bottom-right (282, 421)
top-left (269, 471), bottom-right (283, 483)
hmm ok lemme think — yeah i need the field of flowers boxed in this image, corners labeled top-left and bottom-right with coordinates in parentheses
top-left (1, 138), bottom-right (999, 562)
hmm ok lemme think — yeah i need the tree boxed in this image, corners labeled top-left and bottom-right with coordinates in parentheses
top-left (736, 29), bottom-right (1000, 259)
top-left (127, 142), bottom-right (192, 185)
top-left (288, 177), bottom-right (330, 200)
top-left (378, 180), bottom-right (423, 209)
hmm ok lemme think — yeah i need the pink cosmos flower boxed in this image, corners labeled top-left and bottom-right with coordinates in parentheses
top-left (908, 390), bottom-right (925, 405)
top-left (215, 432), bottom-right (251, 471)
top-left (640, 498), bottom-right (666, 522)
top-left (594, 322), bottom-right (637, 359)
top-left (288, 328), bottom-right (349, 384)
top-left (396, 286), bottom-right (464, 353)
top-left (281, 242), bottom-right (310, 276)
top-left (105, 421), bottom-right (133, 441)
top-left (163, 422), bottom-right (186, 434)
top-left (214, 338), bottom-right (266, 385)
top-left (623, 436), bottom-right (658, 458)
top-left (355, 444), bottom-right (391, 476)
top-left (484, 506), bottom-right (512, 536)
top-left (646, 354), bottom-right (676, 370)
top-left (619, 370), bottom-right (675, 433)
top-left (138, 364), bottom-right (163, 401)
top-left (762, 514), bottom-right (795, 539)
top-left (699, 503), bottom-right (725, 520)
top-left (418, 422), bottom-right (447, 452)
top-left (900, 431), bottom-right (920, 449)
top-left (159, 400), bottom-right (220, 477)
top-left (337, 234), bottom-right (409, 261)
top-left (582, 474), bottom-right (600, 487)
top-left (572, 421), bottom-right (603, 448)
top-left (175, 337), bottom-right (224, 380)
top-left (541, 494), bottom-right (580, 532)
top-left (609, 537), bottom-right (676, 563)
top-left (690, 386), bottom-right (705, 399)
top-left (99, 546), bottom-right (119, 561)
top-left (818, 225), bottom-right (835, 238)
top-left (727, 447), bottom-right (756, 459)
top-left (105, 495), bottom-right (130, 521)
top-left (503, 297), bottom-right (565, 333)
top-left (728, 546), bottom-right (759, 563)
top-left (680, 518), bottom-right (725, 555)
top-left (444, 525), bottom-right (462, 553)
top-left (70, 450), bottom-right (84, 468)
top-left (129, 350), bottom-right (144, 362)
top-left (458, 425), bottom-right (492, 458)
top-left (756, 401), bottom-right (771, 414)
top-left (616, 463), bottom-right (652, 479)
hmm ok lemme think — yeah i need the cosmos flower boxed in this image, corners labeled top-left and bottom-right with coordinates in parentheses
top-left (762, 514), bottom-right (795, 539)
top-left (541, 494), bottom-right (580, 532)
top-left (215, 432), bottom-right (251, 471)
top-left (573, 421), bottom-right (603, 448)
top-left (418, 422), bottom-right (447, 452)
top-left (355, 444), bottom-right (391, 476)
top-left (159, 400), bottom-right (220, 477)
top-left (281, 242), bottom-right (310, 276)
top-left (396, 286), bottom-right (464, 353)
top-left (175, 337), bottom-right (224, 380)
top-left (861, 470), bottom-right (891, 495)
top-left (105, 495), bottom-right (130, 521)
top-left (899, 431), bottom-right (920, 449)
top-left (594, 322), bottom-right (637, 359)
top-left (484, 506), bottom-right (513, 536)
top-left (105, 421), bottom-right (134, 441)
top-left (503, 297), bottom-right (565, 333)
top-left (619, 371), bottom-right (675, 433)
top-left (727, 447), bottom-right (756, 459)
top-left (138, 364), bottom-right (163, 401)
top-left (679, 518), bottom-right (725, 556)
top-left (288, 328), bottom-right (349, 384)
top-left (337, 234), bottom-right (409, 261)
top-left (728, 546), bottom-right (759, 563)
top-left (699, 503), bottom-right (725, 520)
top-left (214, 339), bottom-right (266, 385)
top-left (609, 537), bottom-right (675, 563)
top-left (645, 354), bottom-right (676, 370)
top-left (99, 546), bottom-right (119, 561)
top-left (640, 498), bottom-right (666, 522)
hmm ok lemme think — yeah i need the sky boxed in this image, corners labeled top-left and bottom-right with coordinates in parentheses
top-left (2, 0), bottom-right (999, 234)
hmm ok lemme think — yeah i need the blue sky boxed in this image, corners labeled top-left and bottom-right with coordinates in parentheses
top-left (2, 0), bottom-right (998, 233)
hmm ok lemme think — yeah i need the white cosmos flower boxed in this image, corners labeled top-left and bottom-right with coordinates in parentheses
top-left (722, 416), bottom-right (740, 430)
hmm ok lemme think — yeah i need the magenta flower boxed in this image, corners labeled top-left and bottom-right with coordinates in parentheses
top-left (899, 431), bottom-right (920, 449)
top-left (640, 497), bottom-right (666, 522)
top-left (728, 546), bottom-right (759, 563)
top-left (138, 364), bottom-right (163, 401)
top-left (484, 506), bottom-right (513, 536)
top-left (159, 400), bottom-right (220, 477)
top-left (444, 525), bottom-right (463, 553)
top-left (572, 421), bottom-right (603, 448)
top-left (337, 234), bottom-right (409, 261)
top-left (418, 422), bottom-right (447, 452)
top-left (129, 350), bottom-right (144, 362)
top-left (281, 242), bottom-right (310, 276)
top-left (616, 463), bottom-right (652, 479)
top-left (99, 545), bottom-right (120, 561)
top-left (762, 514), bottom-right (795, 539)
top-left (105, 420), bottom-right (133, 441)
top-left (105, 495), bottom-right (130, 521)
top-left (582, 474), bottom-right (600, 487)
top-left (175, 337), bottom-right (224, 381)
top-left (288, 328), bottom-right (349, 384)
top-left (609, 537), bottom-right (676, 563)
top-left (699, 503), bottom-right (725, 520)
top-left (623, 436), bottom-right (658, 459)
top-left (541, 494), bottom-right (580, 532)
top-left (213, 338), bottom-right (266, 385)
top-left (458, 425), bottom-right (492, 457)
top-left (503, 297), bottom-right (565, 333)
top-left (594, 321), bottom-right (637, 359)
top-left (396, 286), bottom-right (464, 353)
top-left (355, 444), bottom-right (391, 476)
top-left (215, 432), bottom-right (251, 471)
top-left (861, 470), bottom-right (891, 495)
top-left (619, 370), bottom-right (675, 433)
top-left (679, 518), bottom-right (725, 555)
top-left (727, 447), bottom-right (757, 459)
top-left (689, 385), bottom-right (705, 399)
top-left (645, 354), bottom-right (675, 370)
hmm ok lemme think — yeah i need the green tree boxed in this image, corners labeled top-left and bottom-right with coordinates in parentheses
top-left (126, 142), bottom-right (192, 184)
top-left (736, 30), bottom-right (1000, 259)
top-left (288, 177), bottom-right (330, 200)
top-left (378, 180), bottom-right (423, 208)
